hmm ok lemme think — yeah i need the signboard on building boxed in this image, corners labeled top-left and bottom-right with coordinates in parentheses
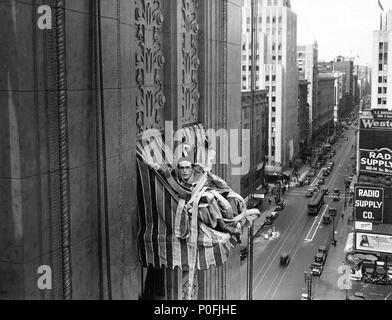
top-left (355, 232), bottom-right (392, 254)
top-left (372, 109), bottom-right (392, 120)
top-left (354, 186), bottom-right (384, 223)
top-left (360, 148), bottom-right (392, 176)
top-left (354, 221), bottom-right (373, 231)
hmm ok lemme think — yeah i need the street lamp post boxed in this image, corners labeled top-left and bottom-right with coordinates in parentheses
top-left (246, 222), bottom-right (254, 301)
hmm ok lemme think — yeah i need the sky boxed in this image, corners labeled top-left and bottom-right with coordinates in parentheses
top-left (292, 0), bottom-right (392, 66)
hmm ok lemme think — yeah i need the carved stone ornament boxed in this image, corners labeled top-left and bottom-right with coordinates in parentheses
top-left (136, 0), bottom-right (166, 136)
top-left (181, 0), bottom-right (200, 126)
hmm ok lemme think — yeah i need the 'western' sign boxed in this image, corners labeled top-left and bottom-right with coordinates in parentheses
top-left (360, 148), bottom-right (392, 176)
top-left (354, 186), bottom-right (384, 223)
top-left (360, 118), bottom-right (392, 130)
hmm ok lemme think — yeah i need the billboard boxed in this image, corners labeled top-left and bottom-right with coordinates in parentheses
top-left (354, 186), bottom-right (384, 223)
top-left (359, 117), bottom-right (392, 176)
top-left (359, 148), bottom-right (392, 175)
top-left (355, 232), bottom-right (392, 254)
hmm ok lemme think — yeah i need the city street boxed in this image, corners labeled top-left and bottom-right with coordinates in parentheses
top-left (240, 127), bottom-right (357, 300)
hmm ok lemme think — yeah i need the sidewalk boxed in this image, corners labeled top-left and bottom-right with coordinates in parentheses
top-left (314, 208), bottom-right (352, 300)
top-left (289, 164), bottom-right (311, 188)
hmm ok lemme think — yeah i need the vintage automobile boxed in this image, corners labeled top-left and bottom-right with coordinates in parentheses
top-left (314, 252), bottom-right (327, 265)
top-left (328, 207), bottom-right (337, 216)
top-left (264, 211), bottom-right (279, 225)
top-left (280, 253), bottom-right (291, 267)
top-left (311, 262), bottom-right (323, 276)
top-left (306, 189), bottom-right (314, 198)
top-left (275, 202), bottom-right (285, 211)
top-left (318, 245), bottom-right (328, 257)
top-left (333, 188), bottom-right (341, 201)
top-left (322, 213), bottom-right (331, 225)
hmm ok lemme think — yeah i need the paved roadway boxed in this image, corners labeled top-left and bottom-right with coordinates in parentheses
top-left (240, 127), bottom-right (357, 300)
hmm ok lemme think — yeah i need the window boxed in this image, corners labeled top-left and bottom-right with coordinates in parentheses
top-left (267, 16), bottom-right (270, 23)
top-left (383, 76), bottom-right (388, 83)
top-left (272, 96), bottom-right (276, 102)
top-left (379, 64), bottom-right (383, 71)
top-left (379, 87), bottom-right (383, 94)
top-left (378, 98), bottom-right (382, 104)
top-left (272, 86), bottom-right (276, 92)
top-left (380, 42), bottom-right (384, 50)
top-left (384, 87), bottom-right (387, 94)
top-left (272, 75), bottom-right (276, 81)
top-left (243, 66), bottom-right (246, 71)
top-left (272, 17), bottom-right (276, 23)
top-left (379, 76), bottom-right (383, 83)
top-left (382, 98), bottom-right (387, 105)
top-left (266, 75), bottom-right (270, 82)
top-left (278, 55), bottom-right (282, 61)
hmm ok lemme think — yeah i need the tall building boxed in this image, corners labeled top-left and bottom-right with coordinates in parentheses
top-left (242, 0), bottom-right (298, 176)
top-left (298, 42), bottom-right (318, 149)
top-left (333, 56), bottom-right (354, 116)
top-left (371, 10), bottom-right (392, 109)
top-left (241, 90), bottom-right (269, 200)
top-left (314, 73), bottom-right (335, 141)
top-left (298, 79), bottom-right (310, 160)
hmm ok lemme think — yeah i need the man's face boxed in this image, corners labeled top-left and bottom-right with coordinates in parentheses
top-left (178, 161), bottom-right (193, 181)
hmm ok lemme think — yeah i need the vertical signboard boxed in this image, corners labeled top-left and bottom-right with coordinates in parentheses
top-left (354, 186), bottom-right (384, 223)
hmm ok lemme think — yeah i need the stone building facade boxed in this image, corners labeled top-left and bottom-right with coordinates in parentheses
top-left (0, 0), bottom-right (243, 300)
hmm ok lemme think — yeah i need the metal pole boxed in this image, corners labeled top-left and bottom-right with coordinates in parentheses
top-left (246, 224), bottom-right (254, 300)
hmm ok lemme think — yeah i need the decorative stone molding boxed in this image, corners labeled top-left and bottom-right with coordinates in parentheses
top-left (136, 0), bottom-right (166, 137)
top-left (180, 0), bottom-right (199, 126)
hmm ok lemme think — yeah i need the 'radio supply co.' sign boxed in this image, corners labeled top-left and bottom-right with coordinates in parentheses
top-left (354, 186), bottom-right (384, 223)
top-left (360, 148), bottom-right (392, 175)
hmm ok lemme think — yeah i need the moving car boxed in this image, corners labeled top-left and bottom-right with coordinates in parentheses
top-left (322, 213), bottom-right (331, 225)
top-left (328, 207), bottom-right (337, 216)
top-left (306, 189), bottom-right (314, 198)
top-left (350, 154), bottom-right (355, 159)
top-left (280, 253), bottom-right (291, 267)
top-left (333, 188), bottom-right (341, 201)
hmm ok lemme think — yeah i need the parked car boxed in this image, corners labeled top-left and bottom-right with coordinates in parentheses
top-left (351, 154), bottom-right (355, 159)
top-left (323, 169), bottom-right (330, 177)
top-left (275, 202), bottom-right (285, 211)
top-left (314, 251), bottom-right (327, 265)
top-left (323, 188), bottom-right (329, 196)
top-left (318, 178), bottom-right (325, 185)
top-left (304, 178), bottom-right (310, 185)
top-left (309, 170), bottom-right (316, 178)
top-left (265, 211), bottom-right (279, 225)
top-left (311, 262), bottom-right (323, 276)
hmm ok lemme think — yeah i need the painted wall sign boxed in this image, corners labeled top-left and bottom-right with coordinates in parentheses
top-left (359, 148), bottom-right (392, 176)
